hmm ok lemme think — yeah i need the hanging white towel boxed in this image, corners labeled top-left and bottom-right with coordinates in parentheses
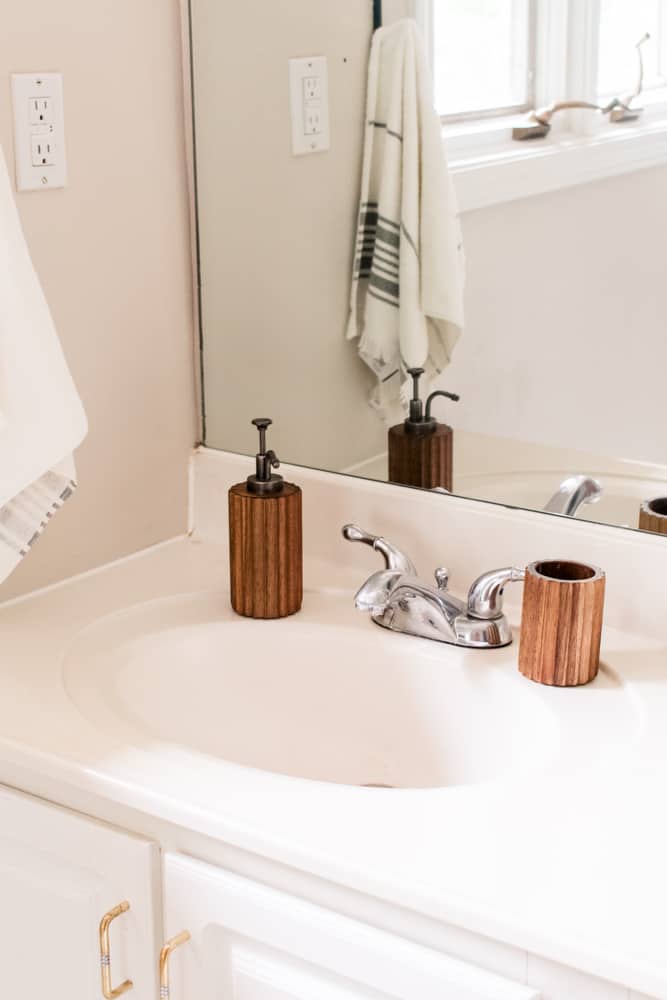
top-left (347, 19), bottom-right (465, 420)
top-left (0, 145), bottom-right (87, 584)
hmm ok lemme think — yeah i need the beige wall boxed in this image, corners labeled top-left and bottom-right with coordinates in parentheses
top-left (194, 0), bottom-right (411, 469)
top-left (0, 0), bottom-right (196, 600)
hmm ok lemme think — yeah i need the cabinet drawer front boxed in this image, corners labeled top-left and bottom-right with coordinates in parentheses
top-left (0, 785), bottom-right (159, 1000)
top-left (164, 853), bottom-right (540, 1000)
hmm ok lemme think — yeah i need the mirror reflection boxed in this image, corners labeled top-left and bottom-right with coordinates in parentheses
top-left (190, 0), bottom-right (667, 536)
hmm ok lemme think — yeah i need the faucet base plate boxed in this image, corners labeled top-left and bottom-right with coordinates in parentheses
top-left (370, 610), bottom-right (514, 649)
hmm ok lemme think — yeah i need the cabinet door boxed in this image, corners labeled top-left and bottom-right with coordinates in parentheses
top-left (0, 785), bottom-right (160, 1000)
top-left (164, 852), bottom-right (540, 1000)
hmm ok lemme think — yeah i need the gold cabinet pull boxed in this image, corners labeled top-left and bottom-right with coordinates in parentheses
top-left (99, 901), bottom-right (133, 999)
top-left (159, 930), bottom-right (191, 1000)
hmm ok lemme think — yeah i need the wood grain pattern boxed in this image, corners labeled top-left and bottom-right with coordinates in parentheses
top-left (639, 497), bottom-right (667, 536)
top-left (518, 560), bottom-right (605, 687)
top-left (387, 424), bottom-right (453, 491)
top-left (228, 483), bottom-right (302, 619)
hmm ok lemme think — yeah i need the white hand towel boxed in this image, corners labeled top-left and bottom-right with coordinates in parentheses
top-left (0, 145), bottom-right (87, 584)
top-left (347, 19), bottom-right (465, 420)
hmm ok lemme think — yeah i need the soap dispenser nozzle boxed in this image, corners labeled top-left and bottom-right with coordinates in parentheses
top-left (404, 368), bottom-right (460, 435)
top-left (247, 418), bottom-right (284, 495)
top-left (408, 367), bottom-right (426, 424)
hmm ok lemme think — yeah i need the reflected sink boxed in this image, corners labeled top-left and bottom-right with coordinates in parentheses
top-left (63, 591), bottom-right (636, 789)
top-left (455, 469), bottom-right (666, 528)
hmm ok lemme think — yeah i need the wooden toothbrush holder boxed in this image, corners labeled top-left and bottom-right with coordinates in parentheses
top-left (639, 497), bottom-right (667, 536)
top-left (518, 560), bottom-right (605, 687)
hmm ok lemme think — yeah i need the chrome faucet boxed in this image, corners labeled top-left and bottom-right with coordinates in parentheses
top-left (342, 524), bottom-right (524, 649)
top-left (544, 475), bottom-right (602, 517)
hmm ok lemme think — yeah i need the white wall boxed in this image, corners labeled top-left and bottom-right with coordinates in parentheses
top-left (448, 165), bottom-right (667, 466)
top-left (0, 0), bottom-right (197, 600)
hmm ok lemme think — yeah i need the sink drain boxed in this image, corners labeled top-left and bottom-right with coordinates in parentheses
top-left (360, 782), bottom-right (395, 788)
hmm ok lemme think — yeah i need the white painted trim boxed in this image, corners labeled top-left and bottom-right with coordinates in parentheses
top-left (533, 0), bottom-right (568, 107)
top-left (448, 114), bottom-right (667, 211)
top-left (178, 0), bottom-right (204, 445)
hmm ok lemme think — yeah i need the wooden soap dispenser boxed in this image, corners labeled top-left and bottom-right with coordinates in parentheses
top-left (228, 418), bottom-right (302, 619)
top-left (388, 368), bottom-right (460, 491)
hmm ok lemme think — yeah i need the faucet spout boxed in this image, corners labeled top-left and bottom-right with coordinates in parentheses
top-left (544, 475), bottom-right (602, 517)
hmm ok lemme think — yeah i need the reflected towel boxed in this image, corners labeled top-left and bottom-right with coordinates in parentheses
top-left (347, 19), bottom-right (465, 420)
top-left (0, 145), bottom-right (87, 584)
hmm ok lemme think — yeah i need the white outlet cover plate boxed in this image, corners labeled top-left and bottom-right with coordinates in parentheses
top-left (289, 56), bottom-right (330, 156)
top-left (11, 72), bottom-right (67, 191)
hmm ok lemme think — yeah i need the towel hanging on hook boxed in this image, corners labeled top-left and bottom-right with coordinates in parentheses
top-left (373, 0), bottom-right (382, 31)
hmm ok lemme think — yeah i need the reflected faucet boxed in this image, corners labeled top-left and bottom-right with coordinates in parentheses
top-left (544, 475), bottom-right (603, 517)
top-left (342, 524), bottom-right (524, 649)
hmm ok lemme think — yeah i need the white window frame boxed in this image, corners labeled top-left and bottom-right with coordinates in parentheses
top-left (417, 0), bottom-right (667, 211)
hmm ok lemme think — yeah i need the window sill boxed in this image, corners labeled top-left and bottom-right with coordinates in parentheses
top-left (446, 111), bottom-right (667, 212)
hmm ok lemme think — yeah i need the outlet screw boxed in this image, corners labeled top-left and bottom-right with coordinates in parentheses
top-left (41, 176), bottom-right (48, 184)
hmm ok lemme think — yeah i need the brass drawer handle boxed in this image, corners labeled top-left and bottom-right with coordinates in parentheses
top-left (99, 901), bottom-right (133, 999)
top-left (159, 930), bottom-right (191, 1000)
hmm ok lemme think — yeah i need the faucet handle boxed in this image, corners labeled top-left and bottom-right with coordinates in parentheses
top-left (342, 524), bottom-right (376, 545)
top-left (434, 567), bottom-right (449, 591)
top-left (467, 567), bottom-right (525, 620)
top-left (342, 524), bottom-right (417, 576)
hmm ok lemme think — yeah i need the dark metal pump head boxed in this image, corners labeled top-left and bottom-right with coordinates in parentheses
top-left (404, 368), bottom-right (460, 435)
top-left (247, 417), bottom-right (284, 495)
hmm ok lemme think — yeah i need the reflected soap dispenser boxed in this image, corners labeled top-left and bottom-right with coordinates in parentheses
top-left (388, 368), bottom-right (460, 491)
top-left (228, 418), bottom-right (302, 619)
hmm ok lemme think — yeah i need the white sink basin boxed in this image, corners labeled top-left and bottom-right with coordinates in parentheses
top-left (63, 591), bottom-right (637, 789)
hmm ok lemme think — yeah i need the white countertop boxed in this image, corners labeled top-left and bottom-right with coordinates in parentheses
top-left (1, 531), bottom-right (666, 997)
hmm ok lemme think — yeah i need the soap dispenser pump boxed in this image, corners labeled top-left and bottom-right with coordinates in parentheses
top-left (388, 368), bottom-right (460, 491)
top-left (228, 418), bottom-right (302, 619)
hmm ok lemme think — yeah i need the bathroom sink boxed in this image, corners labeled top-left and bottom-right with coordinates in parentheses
top-left (455, 469), bottom-right (665, 528)
top-left (63, 591), bottom-right (636, 789)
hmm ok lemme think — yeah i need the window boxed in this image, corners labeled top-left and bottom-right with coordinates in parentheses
top-left (422, 0), bottom-right (667, 123)
top-left (417, 1), bottom-right (667, 211)
top-left (597, 0), bottom-right (667, 97)
top-left (432, 0), bottom-right (533, 119)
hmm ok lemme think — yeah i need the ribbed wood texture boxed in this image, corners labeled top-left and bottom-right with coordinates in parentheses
top-left (228, 483), bottom-right (302, 619)
top-left (387, 424), bottom-right (453, 491)
top-left (518, 560), bottom-right (605, 687)
top-left (639, 497), bottom-right (667, 535)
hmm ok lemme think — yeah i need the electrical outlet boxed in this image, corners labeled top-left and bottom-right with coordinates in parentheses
top-left (289, 56), bottom-right (330, 156)
top-left (303, 76), bottom-right (321, 102)
top-left (304, 104), bottom-right (322, 135)
top-left (11, 72), bottom-right (67, 191)
top-left (31, 131), bottom-right (56, 166)
top-left (29, 96), bottom-right (54, 125)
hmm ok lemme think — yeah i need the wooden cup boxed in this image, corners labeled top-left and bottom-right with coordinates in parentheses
top-left (639, 497), bottom-right (667, 536)
top-left (518, 560), bottom-right (605, 687)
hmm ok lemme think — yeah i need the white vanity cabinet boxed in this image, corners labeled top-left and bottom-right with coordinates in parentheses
top-left (162, 852), bottom-right (540, 1000)
top-left (0, 783), bottom-right (657, 1000)
top-left (0, 786), bottom-right (160, 1000)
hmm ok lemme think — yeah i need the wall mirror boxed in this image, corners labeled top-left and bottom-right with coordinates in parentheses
top-left (188, 0), bottom-right (667, 538)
